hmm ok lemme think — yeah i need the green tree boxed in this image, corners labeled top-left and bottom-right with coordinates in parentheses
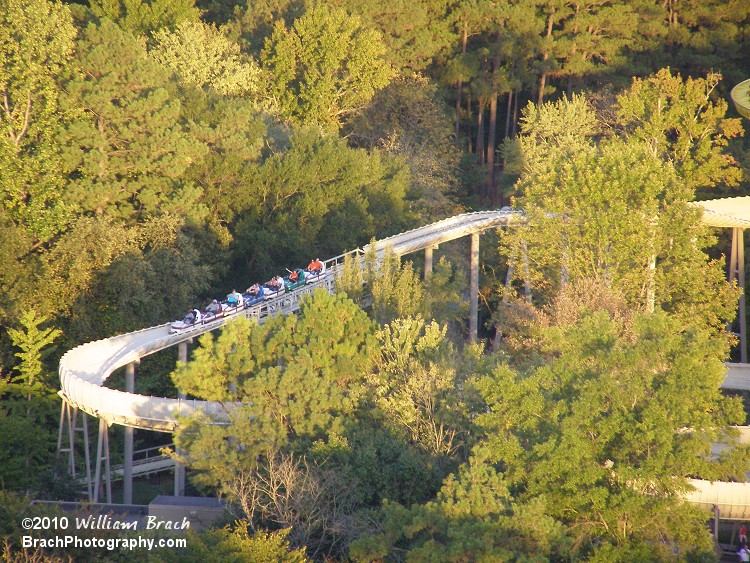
top-left (261, 5), bottom-right (394, 130)
top-left (171, 290), bottom-right (378, 486)
top-left (442, 0), bottom-right (492, 139)
top-left (0, 0), bottom-right (76, 246)
top-left (423, 258), bottom-right (469, 331)
top-left (478, 281), bottom-right (748, 559)
top-left (616, 68), bottom-right (744, 193)
top-left (332, 0), bottom-right (456, 73)
top-left (88, 0), bottom-right (199, 36)
top-left (61, 19), bottom-right (207, 223)
top-left (334, 251), bottom-right (366, 303)
top-left (142, 525), bottom-right (308, 562)
top-left (6, 310), bottom-right (61, 405)
top-left (37, 216), bottom-right (137, 317)
top-left (526, 0), bottom-right (566, 104)
top-left (230, 128), bottom-right (409, 279)
top-left (224, 0), bottom-right (305, 56)
top-left (0, 209), bottom-right (33, 320)
top-left (369, 316), bottom-right (473, 460)
top-left (527, 0), bottom-right (638, 103)
top-left (176, 88), bottom-right (268, 262)
top-left (502, 93), bottom-right (599, 179)
top-left (151, 21), bottom-right (262, 98)
top-left (347, 76), bottom-right (463, 221)
top-left (369, 251), bottom-right (425, 325)
top-left (338, 247), bottom-right (468, 330)
top-left (505, 95), bottom-right (737, 334)
top-left (626, 0), bottom-right (750, 82)
top-left (553, 0), bottom-right (637, 90)
top-left (0, 310), bottom-right (61, 489)
top-left (64, 216), bottom-right (211, 340)
top-left (350, 456), bottom-right (570, 562)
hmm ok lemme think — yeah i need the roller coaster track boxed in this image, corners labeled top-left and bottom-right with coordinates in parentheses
top-left (731, 79), bottom-right (750, 120)
top-left (58, 209), bottom-right (523, 432)
top-left (58, 206), bottom-right (750, 519)
top-left (79, 446), bottom-right (175, 483)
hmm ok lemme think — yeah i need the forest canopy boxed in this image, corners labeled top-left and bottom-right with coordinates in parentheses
top-left (1, 0), bottom-right (749, 561)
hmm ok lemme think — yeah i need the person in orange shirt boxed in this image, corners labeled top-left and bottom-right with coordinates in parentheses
top-left (307, 258), bottom-right (323, 272)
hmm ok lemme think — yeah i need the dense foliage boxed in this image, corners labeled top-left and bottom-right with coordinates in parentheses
top-left (1, 0), bottom-right (750, 560)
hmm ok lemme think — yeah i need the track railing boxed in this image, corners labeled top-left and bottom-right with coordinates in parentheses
top-left (57, 206), bottom-right (750, 518)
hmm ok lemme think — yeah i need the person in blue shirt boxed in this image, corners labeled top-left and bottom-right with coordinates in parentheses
top-left (227, 289), bottom-right (243, 307)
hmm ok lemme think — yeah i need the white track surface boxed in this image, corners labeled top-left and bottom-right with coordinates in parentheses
top-left (58, 207), bottom-right (750, 518)
top-left (58, 210), bottom-right (522, 431)
top-left (732, 78), bottom-right (750, 120)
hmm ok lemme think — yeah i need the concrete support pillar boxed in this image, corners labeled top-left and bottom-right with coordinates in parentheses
top-left (174, 342), bottom-right (188, 496)
top-left (57, 403), bottom-right (95, 499)
top-left (178, 341), bottom-right (188, 364)
top-left (730, 228), bottom-right (748, 363)
top-left (123, 362), bottom-right (135, 504)
top-left (469, 233), bottom-right (479, 341)
top-left (521, 241), bottom-right (532, 301)
top-left (93, 418), bottom-right (111, 503)
top-left (424, 246), bottom-right (433, 278)
top-left (81, 412), bottom-right (92, 499)
top-left (57, 401), bottom-right (77, 477)
top-left (503, 257), bottom-right (514, 303)
top-left (712, 505), bottom-right (719, 545)
top-left (740, 229), bottom-right (747, 364)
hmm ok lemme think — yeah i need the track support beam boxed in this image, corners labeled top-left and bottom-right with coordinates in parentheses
top-left (730, 227), bottom-right (747, 363)
top-left (93, 418), bottom-right (111, 504)
top-left (470, 233), bottom-right (479, 341)
top-left (174, 342), bottom-right (188, 496)
top-left (424, 245), bottom-right (439, 278)
top-left (123, 362), bottom-right (135, 504)
top-left (57, 401), bottom-right (94, 498)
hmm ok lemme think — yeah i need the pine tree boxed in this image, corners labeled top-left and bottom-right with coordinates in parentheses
top-left (477, 281), bottom-right (748, 559)
top-left (61, 19), bottom-right (207, 222)
top-left (261, 5), bottom-right (394, 130)
top-left (88, 0), bottom-right (199, 36)
top-left (151, 21), bottom-right (262, 98)
top-left (0, 0), bottom-right (76, 245)
top-left (171, 290), bottom-right (378, 488)
top-left (1, 310), bottom-right (61, 487)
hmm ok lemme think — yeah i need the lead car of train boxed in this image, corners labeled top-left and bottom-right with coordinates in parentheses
top-left (169, 260), bottom-right (327, 334)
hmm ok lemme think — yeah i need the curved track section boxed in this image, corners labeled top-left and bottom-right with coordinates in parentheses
top-left (685, 479), bottom-right (750, 521)
top-left (58, 206), bottom-right (750, 518)
top-left (371, 209), bottom-right (523, 256)
top-left (731, 79), bottom-right (750, 120)
top-left (58, 209), bottom-right (521, 432)
top-left (60, 323), bottom-right (229, 432)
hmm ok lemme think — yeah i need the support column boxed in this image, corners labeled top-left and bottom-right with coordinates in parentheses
top-left (730, 227), bottom-right (738, 284)
top-left (123, 362), bottom-right (135, 504)
top-left (729, 228), bottom-right (748, 363)
top-left (424, 246), bottom-right (434, 278)
top-left (503, 256), bottom-right (515, 303)
top-left (521, 241), bottom-right (532, 301)
top-left (174, 342), bottom-right (188, 496)
top-left (740, 228), bottom-right (747, 363)
top-left (469, 233), bottom-right (479, 341)
top-left (713, 505), bottom-right (720, 546)
top-left (57, 401), bottom-right (77, 477)
top-left (81, 412), bottom-right (92, 500)
top-left (57, 402), bottom-right (94, 498)
top-left (93, 418), bottom-right (111, 503)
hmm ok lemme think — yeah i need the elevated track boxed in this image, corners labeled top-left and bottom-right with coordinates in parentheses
top-left (57, 205), bottom-right (750, 518)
